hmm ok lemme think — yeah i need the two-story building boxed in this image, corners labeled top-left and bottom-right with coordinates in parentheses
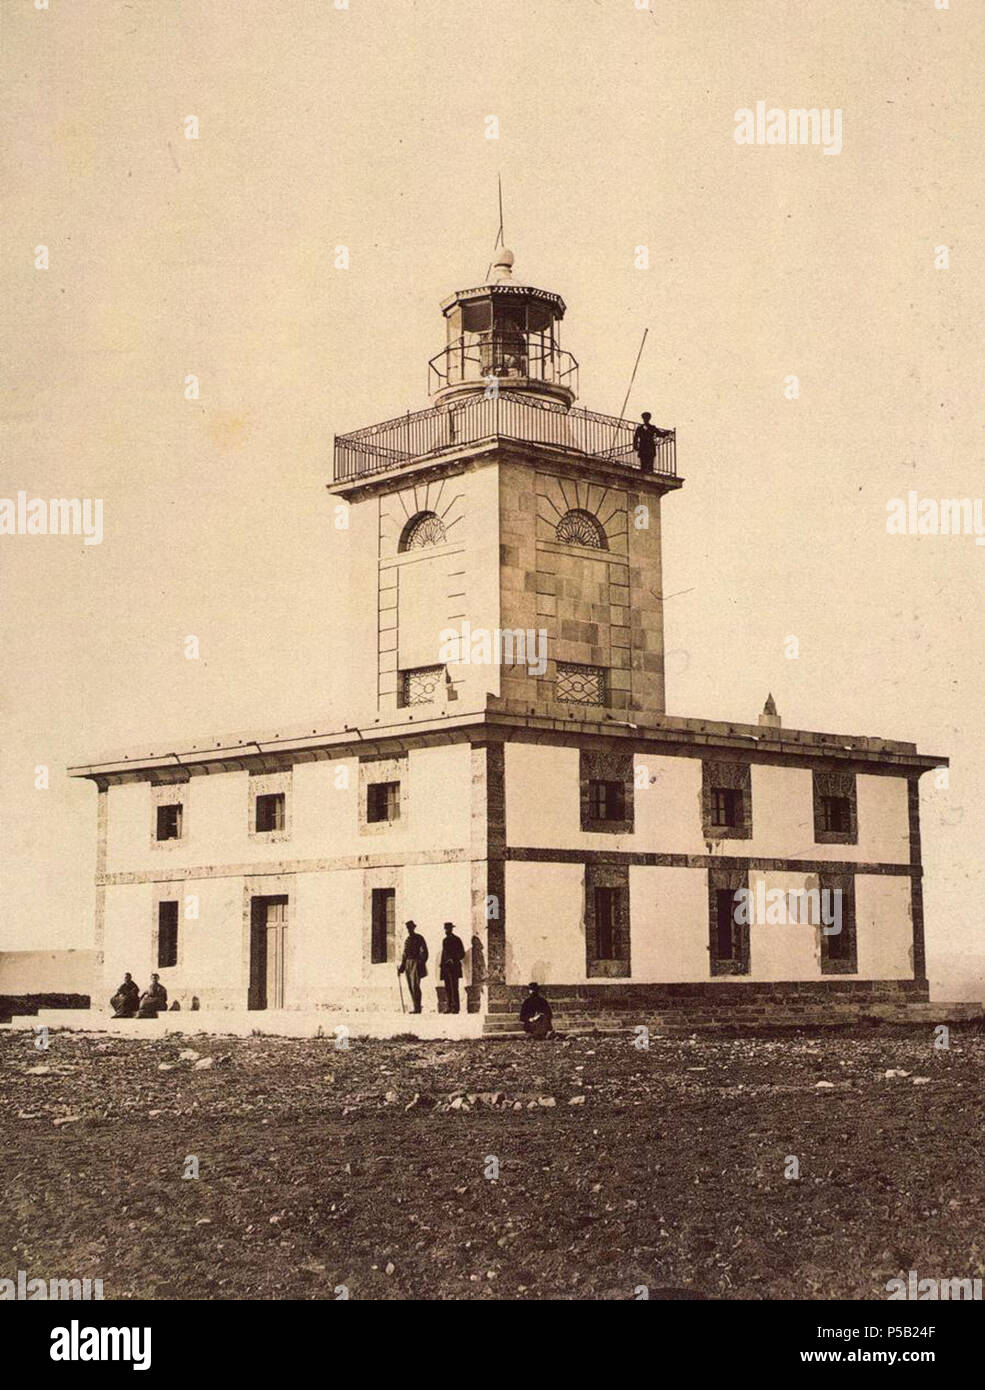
top-left (69, 248), bottom-right (943, 1027)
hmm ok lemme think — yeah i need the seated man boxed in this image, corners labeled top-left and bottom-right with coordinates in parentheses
top-left (136, 972), bottom-right (168, 1019)
top-left (519, 982), bottom-right (554, 1039)
top-left (110, 972), bottom-right (140, 1018)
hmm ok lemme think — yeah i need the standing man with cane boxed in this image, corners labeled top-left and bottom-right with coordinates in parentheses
top-left (397, 920), bottom-right (428, 1014)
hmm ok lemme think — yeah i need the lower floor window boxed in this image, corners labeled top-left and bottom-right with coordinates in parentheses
top-left (586, 867), bottom-right (630, 977)
top-left (819, 874), bottom-right (857, 973)
top-left (371, 887), bottom-right (396, 964)
top-left (157, 901), bottom-right (179, 968)
top-left (709, 881), bottom-right (749, 975)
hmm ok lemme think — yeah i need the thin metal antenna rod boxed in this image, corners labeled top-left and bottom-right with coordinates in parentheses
top-left (484, 174), bottom-right (506, 280)
top-left (618, 327), bottom-right (648, 423)
top-left (610, 328), bottom-right (648, 454)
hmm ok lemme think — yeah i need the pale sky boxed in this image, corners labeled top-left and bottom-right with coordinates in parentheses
top-left (2, 0), bottom-right (983, 996)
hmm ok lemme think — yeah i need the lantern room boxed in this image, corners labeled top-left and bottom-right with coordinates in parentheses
top-left (428, 248), bottom-right (579, 407)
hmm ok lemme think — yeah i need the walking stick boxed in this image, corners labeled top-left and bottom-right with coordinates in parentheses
top-left (397, 969), bottom-right (406, 1013)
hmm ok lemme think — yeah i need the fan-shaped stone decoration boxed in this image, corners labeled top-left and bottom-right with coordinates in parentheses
top-left (400, 511), bottom-right (447, 550)
top-left (555, 508), bottom-right (606, 549)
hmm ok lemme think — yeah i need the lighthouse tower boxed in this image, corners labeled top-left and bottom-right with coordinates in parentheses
top-left (332, 249), bottom-right (681, 729)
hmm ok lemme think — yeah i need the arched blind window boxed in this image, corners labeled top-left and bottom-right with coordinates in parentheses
top-left (399, 511), bottom-right (447, 551)
top-left (555, 508), bottom-right (607, 549)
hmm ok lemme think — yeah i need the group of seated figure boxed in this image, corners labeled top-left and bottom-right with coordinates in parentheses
top-left (110, 972), bottom-right (173, 1019)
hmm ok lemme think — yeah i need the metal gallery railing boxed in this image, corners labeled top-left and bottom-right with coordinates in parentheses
top-left (428, 331), bottom-right (579, 397)
top-left (333, 392), bottom-right (676, 483)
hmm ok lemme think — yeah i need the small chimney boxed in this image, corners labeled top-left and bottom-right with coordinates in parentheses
top-left (759, 692), bottom-right (781, 729)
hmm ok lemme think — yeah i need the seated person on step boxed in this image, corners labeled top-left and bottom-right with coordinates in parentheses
top-left (136, 973), bottom-right (168, 1019)
top-left (519, 982), bottom-right (554, 1039)
top-left (110, 972), bottom-right (140, 1018)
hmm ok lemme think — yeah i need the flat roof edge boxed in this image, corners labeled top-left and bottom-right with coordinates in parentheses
top-left (67, 710), bottom-right (947, 781)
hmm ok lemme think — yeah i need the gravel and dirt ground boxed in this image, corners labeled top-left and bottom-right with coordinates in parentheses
top-left (2, 1026), bottom-right (983, 1300)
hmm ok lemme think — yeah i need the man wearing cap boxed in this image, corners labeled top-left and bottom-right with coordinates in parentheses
top-left (438, 921), bottom-right (466, 1014)
top-left (519, 982), bottom-right (554, 1039)
top-left (397, 920), bottom-right (429, 1014)
top-left (632, 411), bottom-right (672, 474)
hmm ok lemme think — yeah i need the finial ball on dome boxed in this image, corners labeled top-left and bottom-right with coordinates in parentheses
top-left (492, 247), bottom-right (515, 281)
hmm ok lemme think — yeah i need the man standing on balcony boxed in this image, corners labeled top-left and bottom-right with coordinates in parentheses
top-left (632, 412), bottom-right (671, 473)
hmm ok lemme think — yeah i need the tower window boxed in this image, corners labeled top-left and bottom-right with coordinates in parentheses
top-left (155, 803), bottom-right (183, 841)
top-left (157, 901), bottom-right (179, 969)
top-left (556, 662), bottom-right (606, 706)
top-left (399, 511), bottom-right (447, 551)
top-left (555, 508), bottom-right (607, 549)
top-left (255, 793), bottom-right (285, 834)
top-left (400, 665), bottom-right (444, 707)
top-left (367, 781), bottom-right (400, 824)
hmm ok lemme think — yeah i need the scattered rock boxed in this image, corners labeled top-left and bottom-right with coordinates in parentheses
top-left (194, 1057), bottom-right (214, 1070)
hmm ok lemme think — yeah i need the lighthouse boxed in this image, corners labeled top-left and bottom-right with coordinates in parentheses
top-left (68, 245), bottom-right (940, 1030)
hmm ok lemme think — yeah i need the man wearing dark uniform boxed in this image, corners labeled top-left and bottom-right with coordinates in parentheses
top-left (438, 921), bottom-right (466, 1014)
top-left (632, 412), bottom-right (671, 473)
top-left (397, 920), bottom-right (429, 1013)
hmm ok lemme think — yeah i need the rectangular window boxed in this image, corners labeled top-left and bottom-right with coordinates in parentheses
top-left (819, 874), bottom-right (857, 974)
top-left (367, 781), bottom-right (400, 824)
top-left (813, 770), bottom-right (858, 844)
top-left (715, 889), bottom-right (741, 961)
top-left (588, 779), bottom-right (625, 822)
top-left (580, 751), bottom-right (634, 834)
top-left (594, 887), bottom-right (618, 959)
top-left (371, 887), bottom-right (396, 965)
top-left (710, 787), bottom-right (741, 829)
top-left (586, 865), bottom-right (630, 977)
top-left (155, 803), bottom-right (183, 841)
top-left (820, 795), bottom-right (851, 834)
top-left (255, 793), bottom-right (285, 834)
top-left (702, 762), bottom-right (752, 840)
top-left (708, 872), bottom-right (750, 975)
top-left (400, 665), bottom-right (444, 707)
top-left (556, 662), bottom-right (606, 707)
top-left (157, 901), bottom-right (179, 969)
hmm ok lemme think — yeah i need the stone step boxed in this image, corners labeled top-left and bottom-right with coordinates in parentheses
top-left (483, 1001), bottom-right (982, 1034)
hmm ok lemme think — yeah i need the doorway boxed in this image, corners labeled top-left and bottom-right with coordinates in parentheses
top-left (249, 895), bottom-right (288, 1010)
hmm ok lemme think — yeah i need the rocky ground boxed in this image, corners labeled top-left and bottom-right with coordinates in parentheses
top-left (2, 1026), bottom-right (984, 1300)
